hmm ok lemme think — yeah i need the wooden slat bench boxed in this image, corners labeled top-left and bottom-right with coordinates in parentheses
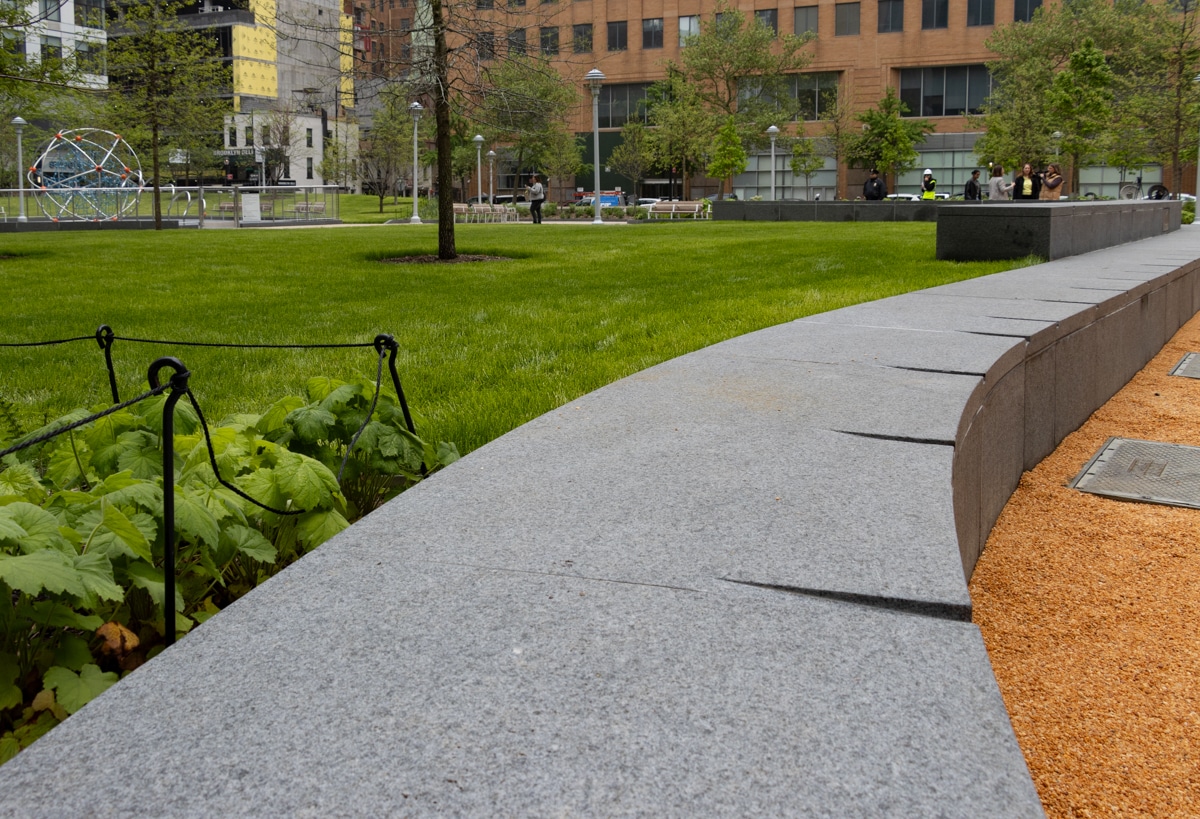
top-left (648, 200), bottom-right (708, 220)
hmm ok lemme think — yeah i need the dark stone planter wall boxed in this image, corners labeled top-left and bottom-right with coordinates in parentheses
top-left (936, 201), bottom-right (1181, 261)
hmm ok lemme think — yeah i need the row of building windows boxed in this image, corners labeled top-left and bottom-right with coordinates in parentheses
top-left (470, 0), bottom-right (1043, 60)
top-left (592, 66), bottom-right (985, 128)
top-left (825, 0), bottom-right (1038, 35)
top-left (38, 0), bottom-right (106, 29)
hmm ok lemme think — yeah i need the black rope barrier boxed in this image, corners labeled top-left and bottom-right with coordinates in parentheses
top-left (0, 382), bottom-right (171, 460)
top-left (182, 387), bottom-right (304, 518)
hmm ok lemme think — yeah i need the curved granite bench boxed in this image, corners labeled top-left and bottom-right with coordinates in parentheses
top-left (3, 230), bottom-right (1199, 817)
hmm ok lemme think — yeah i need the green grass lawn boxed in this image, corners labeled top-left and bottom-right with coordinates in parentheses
top-left (0, 221), bottom-right (1028, 455)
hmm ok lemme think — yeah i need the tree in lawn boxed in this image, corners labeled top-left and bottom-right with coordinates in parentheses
top-left (537, 131), bottom-right (584, 204)
top-left (645, 72), bottom-right (716, 200)
top-left (707, 118), bottom-right (748, 196)
top-left (846, 88), bottom-right (933, 194)
top-left (790, 137), bottom-right (826, 200)
top-left (1047, 38), bottom-right (1113, 193)
top-left (360, 88), bottom-right (431, 212)
top-left (607, 120), bottom-right (655, 201)
top-left (106, 0), bottom-right (229, 229)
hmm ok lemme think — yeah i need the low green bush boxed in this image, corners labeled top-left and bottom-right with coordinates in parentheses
top-left (0, 376), bottom-right (457, 762)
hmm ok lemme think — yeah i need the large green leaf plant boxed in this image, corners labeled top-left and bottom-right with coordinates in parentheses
top-left (0, 377), bottom-right (458, 763)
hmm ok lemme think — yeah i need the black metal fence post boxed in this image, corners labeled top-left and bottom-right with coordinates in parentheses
top-left (374, 334), bottom-right (416, 434)
top-left (148, 356), bottom-right (190, 648)
top-left (95, 325), bottom-right (120, 403)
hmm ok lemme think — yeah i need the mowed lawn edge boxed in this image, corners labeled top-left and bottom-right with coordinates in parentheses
top-left (0, 222), bottom-right (1028, 455)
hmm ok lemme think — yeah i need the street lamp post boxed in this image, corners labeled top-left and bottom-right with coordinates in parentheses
top-left (473, 134), bottom-right (484, 203)
top-left (585, 69), bottom-right (606, 224)
top-left (486, 149), bottom-right (495, 205)
top-left (12, 116), bottom-right (26, 223)
top-left (408, 102), bottom-right (423, 224)
top-left (766, 125), bottom-right (779, 202)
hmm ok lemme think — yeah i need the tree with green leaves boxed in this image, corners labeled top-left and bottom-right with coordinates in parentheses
top-left (473, 54), bottom-right (579, 198)
top-left (1118, 0), bottom-right (1200, 193)
top-left (538, 131), bottom-right (584, 204)
top-left (707, 118), bottom-right (748, 194)
top-left (847, 88), bottom-right (934, 192)
top-left (977, 0), bottom-right (1146, 179)
top-left (105, 0), bottom-right (230, 228)
top-left (360, 90), bottom-right (420, 211)
top-left (665, 2), bottom-right (813, 145)
top-left (607, 120), bottom-right (655, 200)
top-left (1048, 38), bottom-right (1114, 192)
top-left (646, 71), bottom-right (717, 199)
top-left (790, 137), bottom-right (826, 200)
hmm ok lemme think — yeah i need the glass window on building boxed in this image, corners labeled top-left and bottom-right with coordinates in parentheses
top-left (643, 18), bottom-right (663, 48)
top-left (541, 26), bottom-right (559, 54)
top-left (573, 23), bottom-right (592, 52)
top-left (795, 6), bottom-right (818, 34)
top-left (76, 40), bottom-right (105, 74)
top-left (39, 0), bottom-right (60, 23)
top-left (245, 126), bottom-right (255, 146)
top-left (756, 9), bottom-right (779, 33)
top-left (679, 14), bottom-right (700, 45)
top-left (306, 157), bottom-right (314, 179)
top-left (607, 20), bottom-right (627, 51)
top-left (835, 3), bottom-right (859, 35)
top-left (966, 0), bottom-right (993, 25)
top-left (899, 65), bottom-right (991, 116)
top-left (791, 72), bottom-right (839, 120)
top-left (508, 28), bottom-right (526, 55)
top-left (75, 0), bottom-right (105, 29)
top-left (878, 0), bottom-right (903, 32)
top-left (40, 35), bottom-right (62, 61)
top-left (1013, 0), bottom-right (1041, 21)
top-left (598, 83), bottom-right (652, 128)
top-left (306, 128), bottom-right (314, 148)
top-left (476, 0), bottom-right (493, 8)
top-left (922, 0), bottom-right (947, 28)
top-left (477, 31), bottom-right (495, 60)
top-left (228, 127), bottom-right (237, 147)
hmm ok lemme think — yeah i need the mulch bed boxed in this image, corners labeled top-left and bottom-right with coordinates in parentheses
top-left (378, 255), bottom-right (509, 264)
top-left (970, 312), bottom-right (1200, 817)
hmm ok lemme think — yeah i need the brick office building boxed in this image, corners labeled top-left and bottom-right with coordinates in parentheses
top-left (348, 0), bottom-right (1168, 200)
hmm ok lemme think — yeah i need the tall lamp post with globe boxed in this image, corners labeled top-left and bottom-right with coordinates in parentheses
top-left (408, 102), bottom-right (422, 224)
top-left (586, 68), bottom-right (605, 224)
top-left (12, 116), bottom-right (27, 222)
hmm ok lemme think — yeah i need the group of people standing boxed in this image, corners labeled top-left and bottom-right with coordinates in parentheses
top-left (985, 163), bottom-right (1064, 201)
top-left (862, 163), bottom-right (1065, 201)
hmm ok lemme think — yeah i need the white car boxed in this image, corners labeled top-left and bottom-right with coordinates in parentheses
top-left (635, 197), bottom-right (661, 207)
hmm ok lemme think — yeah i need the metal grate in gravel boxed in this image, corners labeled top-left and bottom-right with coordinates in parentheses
top-left (1070, 437), bottom-right (1200, 509)
top-left (1168, 352), bottom-right (1200, 378)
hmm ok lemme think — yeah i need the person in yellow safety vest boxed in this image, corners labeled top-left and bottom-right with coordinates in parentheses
top-left (921, 168), bottom-right (937, 200)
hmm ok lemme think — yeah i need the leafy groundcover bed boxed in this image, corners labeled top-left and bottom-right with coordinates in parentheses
top-left (0, 375), bottom-right (457, 762)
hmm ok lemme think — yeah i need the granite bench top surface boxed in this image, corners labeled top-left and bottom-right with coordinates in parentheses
top-left (4, 229), bottom-right (1200, 817)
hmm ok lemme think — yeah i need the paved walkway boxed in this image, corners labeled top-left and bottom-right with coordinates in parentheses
top-left (3, 228), bottom-right (1199, 817)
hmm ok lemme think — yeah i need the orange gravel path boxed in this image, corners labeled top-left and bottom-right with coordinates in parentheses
top-left (970, 311), bottom-right (1200, 817)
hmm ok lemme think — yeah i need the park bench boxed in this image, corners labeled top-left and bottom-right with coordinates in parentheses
top-left (648, 200), bottom-right (707, 220)
top-left (217, 201), bottom-right (237, 214)
top-left (453, 203), bottom-right (471, 222)
top-left (293, 201), bottom-right (327, 215)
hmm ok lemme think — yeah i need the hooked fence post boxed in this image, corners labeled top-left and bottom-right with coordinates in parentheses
top-left (374, 334), bottom-right (416, 434)
top-left (148, 356), bottom-right (190, 648)
top-left (95, 325), bottom-right (119, 403)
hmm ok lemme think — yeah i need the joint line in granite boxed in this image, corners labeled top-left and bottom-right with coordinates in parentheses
top-left (832, 429), bottom-right (955, 447)
top-left (721, 578), bottom-right (972, 622)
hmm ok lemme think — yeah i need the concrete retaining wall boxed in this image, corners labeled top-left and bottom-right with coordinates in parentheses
top-left (2, 231), bottom-right (1199, 817)
top-left (714, 199), bottom-right (941, 222)
top-left (937, 200), bottom-right (1181, 261)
